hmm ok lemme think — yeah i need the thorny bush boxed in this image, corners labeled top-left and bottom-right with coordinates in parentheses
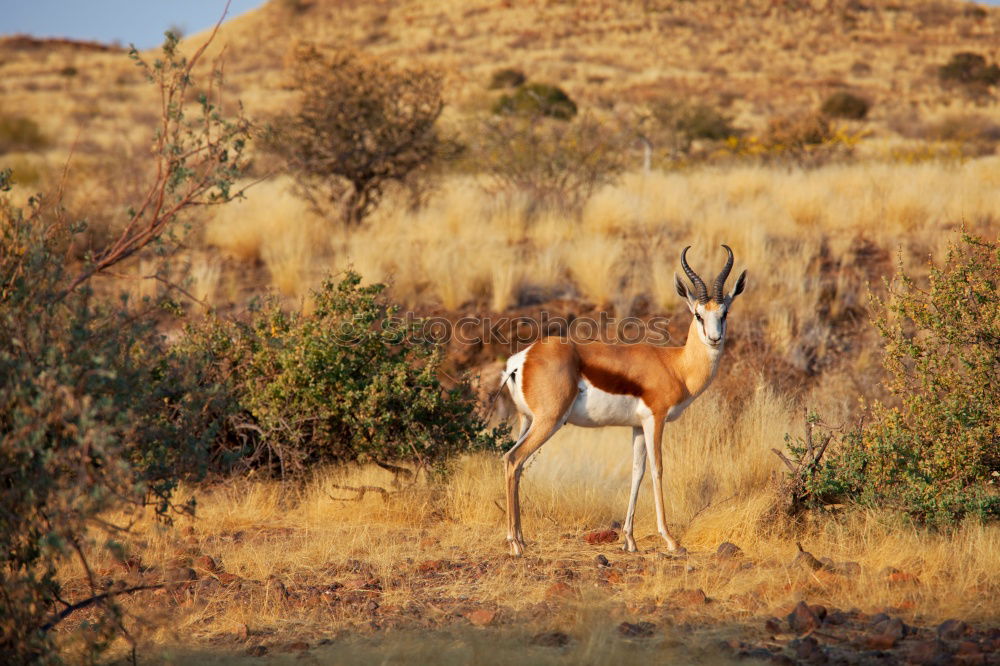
top-left (791, 233), bottom-right (1000, 526)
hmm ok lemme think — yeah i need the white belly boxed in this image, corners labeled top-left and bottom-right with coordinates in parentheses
top-left (566, 379), bottom-right (650, 428)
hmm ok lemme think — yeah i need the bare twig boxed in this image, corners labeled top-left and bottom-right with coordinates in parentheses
top-left (328, 484), bottom-right (393, 502)
top-left (40, 584), bottom-right (165, 633)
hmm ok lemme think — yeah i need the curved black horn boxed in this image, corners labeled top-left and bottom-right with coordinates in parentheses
top-left (712, 244), bottom-right (734, 303)
top-left (680, 246), bottom-right (708, 304)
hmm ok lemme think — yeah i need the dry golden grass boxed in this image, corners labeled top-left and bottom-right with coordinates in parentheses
top-left (201, 159), bottom-right (1000, 365)
top-left (65, 386), bottom-right (999, 661)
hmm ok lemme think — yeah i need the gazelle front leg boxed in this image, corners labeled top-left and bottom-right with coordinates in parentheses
top-left (622, 426), bottom-right (646, 552)
top-left (641, 415), bottom-right (682, 552)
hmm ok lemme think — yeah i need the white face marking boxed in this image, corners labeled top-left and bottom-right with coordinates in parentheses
top-left (692, 302), bottom-right (729, 349)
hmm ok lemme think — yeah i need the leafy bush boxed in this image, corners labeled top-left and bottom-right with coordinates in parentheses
top-left (179, 272), bottom-right (501, 474)
top-left (652, 100), bottom-right (740, 154)
top-left (820, 91), bottom-right (871, 120)
top-left (794, 233), bottom-right (1000, 526)
top-left (1, 29), bottom-right (249, 661)
top-left (271, 44), bottom-right (445, 226)
top-left (0, 172), bottom-right (234, 662)
top-left (493, 82), bottom-right (578, 120)
top-left (488, 67), bottom-right (526, 89)
top-left (470, 113), bottom-right (628, 215)
top-left (939, 52), bottom-right (1000, 86)
top-left (0, 114), bottom-right (48, 153)
top-left (938, 52), bottom-right (1000, 98)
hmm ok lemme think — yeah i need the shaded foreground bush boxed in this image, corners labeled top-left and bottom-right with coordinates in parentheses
top-left (0, 173), bottom-right (235, 662)
top-left (179, 272), bottom-right (502, 475)
top-left (796, 233), bottom-right (1000, 526)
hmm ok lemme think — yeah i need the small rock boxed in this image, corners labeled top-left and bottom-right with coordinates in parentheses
top-left (881, 617), bottom-right (908, 640)
top-left (793, 636), bottom-right (823, 661)
top-left (584, 530), bottom-right (618, 545)
top-left (466, 609), bottom-right (497, 627)
top-left (787, 601), bottom-right (820, 634)
top-left (284, 642), bottom-right (309, 652)
top-left (809, 604), bottom-right (828, 622)
top-left (765, 617), bottom-right (783, 635)
top-left (618, 621), bottom-right (656, 638)
top-left (610, 520), bottom-right (622, 530)
top-left (416, 559), bottom-right (447, 574)
top-left (670, 588), bottom-right (708, 606)
top-left (194, 555), bottom-right (219, 574)
top-left (737, 647), bottom-right (774, 660)
top-left (887, 571), bottom-right (921, 586)
top-left (907, 639), bottom-right (951, 665)
top-left (218, 572), bottom-right (241, 585)
top-left (825, 610), bottom-right (849, 626)
top-left (603, 570), bottom-right (622, 585)
top-left (530, 631), bottom-right (570, 648)
top-left (864, 634), bottom-right (898, 650)
top-left (167, 567), bottom-right (197, 585)
top-left (716, 542), bottom-right (743, 558)
top-left (938, 619), bottom-right (969, 640)
top-left (595, 554), bottom-right (610, 567)
top-left (868, 613), bottom-right (891, 627)
top-left (245, 645), bottom-right (268, 657)
top-left (544, 582), bottom-right (575, 601)
top-left (769, 655), bottom-right (796, 665)
top-left (955, 640), bottom-right (981, 657)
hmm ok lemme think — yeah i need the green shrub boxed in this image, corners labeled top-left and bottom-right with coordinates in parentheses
top-left (795, 233), bottom-right (1000, 526)
top-left (938, 52), bottom-right (1000, 97)
top-left (488, 67), bottom-right (526, 89)
top-left (652, 100), bottom-right (740, 154)
top-left (493, 82), bottom-right (578, 120)
top-left (0, 171), bottom-right (233, 661)
top-left (179, 272), bottom-right (502, 474)
top-left (0, 114), bottom-right (48, 153)
top-left (820, 91), bottom-right (871, 120)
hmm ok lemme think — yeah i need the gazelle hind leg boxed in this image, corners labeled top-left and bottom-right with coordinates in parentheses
top-left (622, 426), bottom-right (646, 552)
top-left (641, 415), bottom-right (681, 552)
top-left (503, 415), bottom-right (565, 556)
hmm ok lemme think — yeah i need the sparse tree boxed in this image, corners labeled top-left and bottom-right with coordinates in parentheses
top-left (274, 45), bottom-right (445, 226)
top-left (471, 113), bottom-right (628, 217)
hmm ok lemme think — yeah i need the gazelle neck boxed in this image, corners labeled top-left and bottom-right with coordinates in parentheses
top-left (680, 315), bottom-right (724, 389)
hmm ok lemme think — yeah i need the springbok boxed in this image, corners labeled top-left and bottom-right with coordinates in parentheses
top-left (499, 245), bottom-right (747, 556)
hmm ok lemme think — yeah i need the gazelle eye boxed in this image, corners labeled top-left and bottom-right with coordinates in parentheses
top-left (695, 313), bottom-right (703, 323)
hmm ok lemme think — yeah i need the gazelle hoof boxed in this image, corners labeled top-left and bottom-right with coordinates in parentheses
top-left (621, 537), bottom-right (638, 553)
top-left (508, 539), bottom-right (525, 557)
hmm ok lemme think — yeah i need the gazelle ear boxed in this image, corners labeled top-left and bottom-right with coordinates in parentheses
top-left (674, 273), bottom-right (696, 312)
top-left (728, 269), bottom-right (747, 300)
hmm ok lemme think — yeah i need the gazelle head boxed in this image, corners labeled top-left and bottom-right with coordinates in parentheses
top-left (674, 244), bottom-right (748, 349)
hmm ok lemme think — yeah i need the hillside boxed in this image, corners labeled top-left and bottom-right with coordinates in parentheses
top-left (3, 0), bottom-right (1000, 152)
